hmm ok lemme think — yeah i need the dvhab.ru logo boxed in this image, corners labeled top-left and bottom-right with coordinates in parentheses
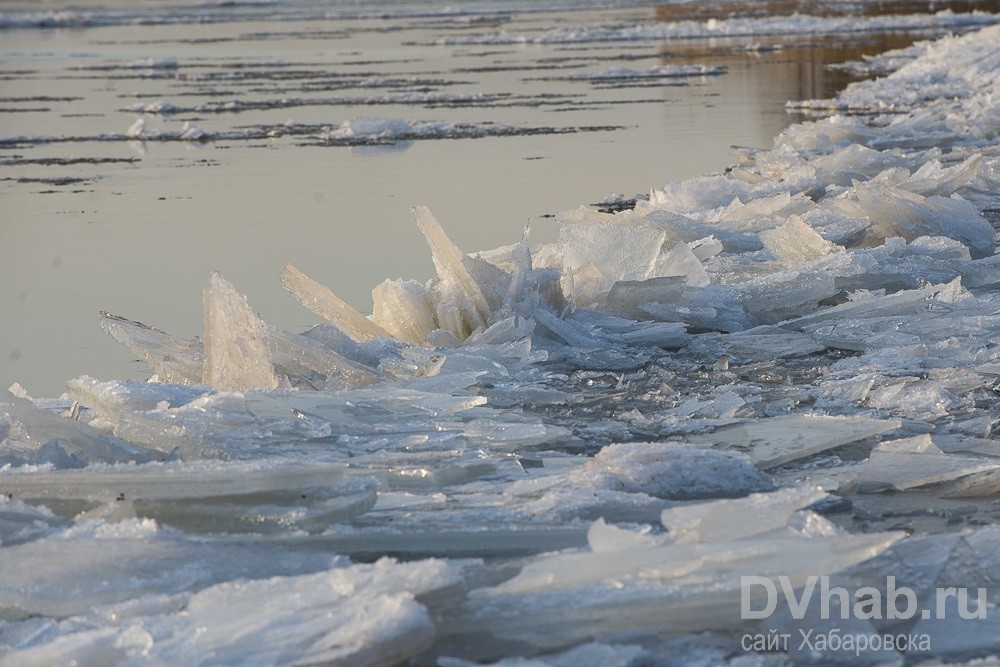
top-left (741, 575), bottom-right (987, 621)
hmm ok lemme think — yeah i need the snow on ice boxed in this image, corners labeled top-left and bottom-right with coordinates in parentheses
top-left (9, 17), bottom-right (1000, 667)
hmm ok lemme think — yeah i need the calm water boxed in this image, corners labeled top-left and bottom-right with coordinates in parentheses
top-left (0, 2), bottom-right (986, 395)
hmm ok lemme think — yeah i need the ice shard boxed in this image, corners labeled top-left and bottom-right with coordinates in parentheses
top-left (281, 264), bottom-right (391, 343)
top-left (855, 435), bottom-right (1000, 494)
top-left (99, 312), bottom-right (203, 385)
top-left (684, 414), bottom-right (901, 469)
top-left (414, 205), bottom-right (492, 338)
top-left (202, 272), bottom-right (279, 391)
top-left (759, 215), bottom-right (842, 264)
top-left (0, 518), bottom-right (345, 619)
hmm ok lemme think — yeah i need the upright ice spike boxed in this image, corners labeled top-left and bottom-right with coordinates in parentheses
top-left (413, 205), bottom-right (491, 336)
top-left (202, 272), bottom-right (279, 391)
top-left (280, 264), bottom-right (390, 343)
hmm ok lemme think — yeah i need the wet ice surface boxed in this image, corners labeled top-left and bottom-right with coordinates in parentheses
top-left (9, 2), bottom-right (1000, 666)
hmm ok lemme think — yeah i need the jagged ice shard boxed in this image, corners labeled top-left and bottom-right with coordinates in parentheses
top-left (13, 18), bottom-right (1000, 667)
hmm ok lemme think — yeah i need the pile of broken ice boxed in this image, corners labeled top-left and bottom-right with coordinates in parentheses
top-left (7, 24), bottom-right (1000, 666)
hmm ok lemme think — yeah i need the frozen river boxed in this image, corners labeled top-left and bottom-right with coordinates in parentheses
top-left (7, 1), bottom-right (1000, 664)
top-left (0, 0), bottom-right (973, 395)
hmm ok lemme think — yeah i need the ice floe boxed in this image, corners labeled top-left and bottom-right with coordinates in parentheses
top-left (436, 11), bottom-right (1000, 45)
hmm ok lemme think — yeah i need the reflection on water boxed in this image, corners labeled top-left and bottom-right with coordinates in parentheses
top-left (1, 4), bottom-right (993, 395)
top-left (655, 32), bottom-right (923, 115)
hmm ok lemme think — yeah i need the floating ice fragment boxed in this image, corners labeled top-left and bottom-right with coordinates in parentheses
top-left (178, 121), bottom-right (207, 141)
top-left (371, 278), bottom-right (438, 344)
top-left (0, 518), bottom-right (345, 619)
top-left (586, 518), bottom-right (656, 552)
top-left (2, 558), bottom-right (460, 667)
top-left (459, 489), bottom-right (901, 649)
top-left (659, 484), bottom-right (827, 543)
top-left (124, 117), bottom-right (145, 139)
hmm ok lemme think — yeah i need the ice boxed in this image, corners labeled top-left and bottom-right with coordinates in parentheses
top-left (2, 558), bottom-right (460, 666)
top-left (0, 391), bottom-right (162, 467)
top-left (454, 488), bottom-right (902, 650)
top-left (852, 183), bottom-right (994, 258)
top-left (202, 272), bottom-right (279, 391)
top-left (567, 64), bottom-right (725, 80)
top-left (685, 414), bottom-right (901, 469)
top-left (436, 12), bottom-right (1000, 45)
top-left (281, 264), bottom-right (390, 342)
top-left (124, 117), bottom-right (144, 139)
top-left (759, 216), bottom-right (841, 264)
top-left (439, 642), bottom-right (649, 667)
top-left (266, 327), bottom-right (382, 389)
top-left (15, 14), bottom-right (1000, 665)
top-left (372, 279), bottom-right (439, 344)
top-left (415, 205), bottom-right (493, 338)
top-left (0, 517), bottom-right (346, 619)
top-left (557, 207), bottom-right (666, 305)
top-left (0, 460), bottom-right (377, 533)
top-left (0, 497), bottom-right (70, 546)
top-left (855, 435), bottom-right (1000, 494)
top-left (99, 312), bottom-right (203, 385)
top-left (569, 442), bottom-right (774, 500)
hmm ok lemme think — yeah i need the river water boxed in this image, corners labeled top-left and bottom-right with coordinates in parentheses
top-left (1, 0), bottom-right (994, 395)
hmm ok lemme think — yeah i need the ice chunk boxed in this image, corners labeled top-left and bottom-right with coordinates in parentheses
top-left (716, 328), bottom-right (826, 360)
top-left (414, 206), bottom-right (492, 338)
top-left (66, 376), bottom-right (206, 424)
top-left (685, 414), bottom-right (901, 469)
top-left (137, 560), bottom-right (454, 665)
top-left (266, 327), bottom-right (382, 389)
top-left (557, 207), bottom-right (666, 304)
top-left (651, 242), bottom-right (709, 286)
top-left (0, 460), bottom-right (377, 533)
top-left (586, 518), bottom-right (656, 552)
top-left (0, 496), bottom-right (71, 546)
top-left (0, 518), bottom-right (345, 619)
top-left (202, 272), bottom-right (278, 391)
top-left (573, 442), bottom-right (774, 500)
top-left (371, 278), bottom-right (437, 344)
top-left (99, 312), bottom-right (203, 385)
top-left (856, 435), bottom-right (1000, 493)
top-left (3, 558), bottom-right (460, 667)
top-left (280, 264), bottom-right (390, 343)
top-left (854, 183), bottom-right (994, 258)
top-left (759, 216), bottom-right (842, 263)
top-left (459, 489), bottom-right (902, 649)
top-left (124, 117), bottom-right (144, 139)
top-left (0, 391), bottom-right (162, 466)
top-left (659, 485), bottom-right (826, 543)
